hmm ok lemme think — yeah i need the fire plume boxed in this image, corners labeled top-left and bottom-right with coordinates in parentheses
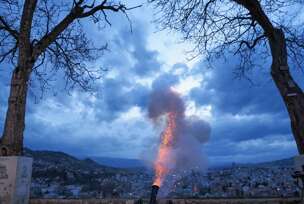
top-left (153, 112), bottom-right (177, 186)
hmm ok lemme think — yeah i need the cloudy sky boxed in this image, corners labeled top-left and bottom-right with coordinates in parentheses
top-left (0, 0), bottom-right (302, 166)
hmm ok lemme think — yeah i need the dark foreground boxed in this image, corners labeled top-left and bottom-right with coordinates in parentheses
top-left (30, 198), bottom-right (302, 204)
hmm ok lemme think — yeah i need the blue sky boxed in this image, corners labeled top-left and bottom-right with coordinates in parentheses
top-left (0, 1), bottom-right (301, 165)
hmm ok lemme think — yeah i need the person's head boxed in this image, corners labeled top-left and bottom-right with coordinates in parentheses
top-left (1, 147), bottom-right (8, 156)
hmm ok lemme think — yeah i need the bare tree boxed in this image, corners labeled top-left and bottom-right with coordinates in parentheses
top-left (149, 0), bottom-right (304, 154)
top-left (0, 0), bottom-right (139, 156)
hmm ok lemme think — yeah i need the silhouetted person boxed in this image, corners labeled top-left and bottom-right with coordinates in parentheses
top-left (1, 147), bottom-right (8, 156)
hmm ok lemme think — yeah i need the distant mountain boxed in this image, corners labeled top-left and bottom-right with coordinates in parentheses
top-left (90, 156), bottom-right (146, 169)
top-left (209, 157), bottom-right (295, 170)
top-left (24, 148), bottom-right (295, 171)
top-left (24, 148), bottom-right (148, 171)
top-left (253, 157), bottom-right (294, 167)
top-left (92, 155), bottom-right (293, 170)
top-left (228, 157), bottom-right (295, 169)
top-left (24, 148), bottom-right (121, 172)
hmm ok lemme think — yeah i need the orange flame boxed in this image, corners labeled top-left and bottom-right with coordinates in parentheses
top-left (153, 112), bottom-right (177, 187)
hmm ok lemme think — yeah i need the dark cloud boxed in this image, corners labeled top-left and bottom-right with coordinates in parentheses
top-left (111, 21), bottom-right (162, 77)
top-left (211, 113), bottom-right (291, 142)
top-left (132, 48), bottom-right (161, 76)
top-left (189, 54), bottom-right (299, 163)
top-left (152, 73), bottom-right (179, 90)
top-left (206, 134), bottom-right (297, 165)
top-left (95, 78), bottom-right (132, 121)
top-left (191, 57), bottom-right (286, 116)
top-left (129, 84), bottom-right (150, 109)
top-left (94, 77), bottom-right (150, 121)
top-left (190, 55), bottom-right (291, 142)
top-left (84, 19), bottom-right (164, 121)
top-left (24, 115), bottom-right (152, 158)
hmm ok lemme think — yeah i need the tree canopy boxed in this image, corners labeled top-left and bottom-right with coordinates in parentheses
top-left (149, 0), bottom-right (304, 75)
top-left (0, 0), bottom-right (138, 91)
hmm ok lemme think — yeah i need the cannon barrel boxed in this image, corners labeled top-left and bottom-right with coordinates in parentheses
top-left (149, 185), bottom-right (159, 204)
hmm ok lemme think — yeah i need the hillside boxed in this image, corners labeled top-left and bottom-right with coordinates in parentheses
top-left (212, 157), bottom-right (295, 170)
top-left (24, 148), bottom-right (113, 171)
top-left (254, 157), bottom-right (294, 167)
top-left (25, 148), bottom-right (134, 198)
top-left (90, 156), bottom-right (146, 168)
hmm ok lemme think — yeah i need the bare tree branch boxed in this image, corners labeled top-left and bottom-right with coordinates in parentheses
top-left (32, 1), bottom-right (140, 60)
top-left (0, 16), bottom-right (19, 39)
top-left (235, 34), bottom-right (266, 54)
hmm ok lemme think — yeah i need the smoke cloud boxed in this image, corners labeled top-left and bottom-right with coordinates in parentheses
top-left (147, 84), bottom-right (211, 195)
top-left (148, 88), bottom-right (185, 119)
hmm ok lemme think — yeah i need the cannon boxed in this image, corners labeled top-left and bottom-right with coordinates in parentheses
top-left (149, 185), bottom-right (159, 204)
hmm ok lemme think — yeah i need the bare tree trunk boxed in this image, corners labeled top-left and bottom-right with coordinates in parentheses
top-left (0, 0), bottom-right (37, 156)
top-left (1, 65), bottom-right (32, 156)
top-left (269, 28), bottom-right (304, 154)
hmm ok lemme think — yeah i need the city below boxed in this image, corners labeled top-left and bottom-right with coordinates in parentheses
top-left (26, 149), bottom-right (299, 199)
